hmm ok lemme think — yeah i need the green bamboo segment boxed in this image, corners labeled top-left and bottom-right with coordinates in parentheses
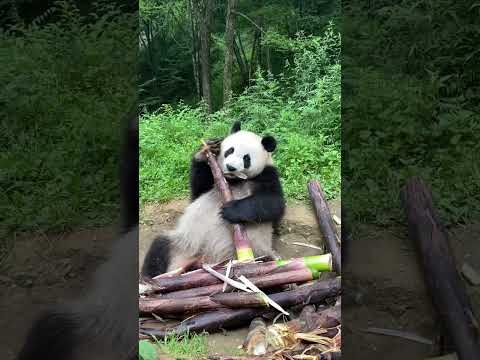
top-left (276, 254), bottom-right (332, 273)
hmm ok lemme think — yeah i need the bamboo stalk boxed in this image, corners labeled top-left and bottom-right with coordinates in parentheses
top-left (202, 140), bottom-right (254, 261)
top-left (211, 292), bottom-right (269, 308)
top-left (401, 177), bottom-right (480, 360)
top-left (160, 268), bottom-right (322, 299)
top-left (140, 277), bottom-right (340, 337)
top-left (308, 180), bottom-right (341, 273)
top-left (149, 254), bottom-right (332, 293)
top-left (139, 291), bottom-right (270, 316)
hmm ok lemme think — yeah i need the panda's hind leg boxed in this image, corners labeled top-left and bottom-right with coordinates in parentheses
top-left (141, 235), bottom-right (171, 277)
top-left (141, 235), bottom-right (201, 277)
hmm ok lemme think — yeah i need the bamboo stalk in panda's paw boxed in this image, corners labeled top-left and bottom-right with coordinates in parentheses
top-left (201, 140), bottom-right (255, 262)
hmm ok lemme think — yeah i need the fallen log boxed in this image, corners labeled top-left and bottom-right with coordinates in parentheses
top-left (147, 254), bottom-right (332, 293)
top-left (202, 140), bottom-right (254, 261)
top-left (308, 180), bottom-right (341, 273)
top-left (159, 268), bottom-right (323, 299)
top-left (401, 177), bottom-right (480, 360)
top-left (140, 277), bottom-right (340, 337)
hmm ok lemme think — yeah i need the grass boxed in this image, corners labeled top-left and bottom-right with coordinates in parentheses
top-left (139, 333), bottom-right (209, 360)
top-left (139, 106), bottom-right (341, 205)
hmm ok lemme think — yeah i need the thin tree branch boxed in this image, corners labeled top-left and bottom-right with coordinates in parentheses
top-left (233, 10), bottom-right (265, 34)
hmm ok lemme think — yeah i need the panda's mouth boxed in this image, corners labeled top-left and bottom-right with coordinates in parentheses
top-left (224, 172), bottom-right (248, 180)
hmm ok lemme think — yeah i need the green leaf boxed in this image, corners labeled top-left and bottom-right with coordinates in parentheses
top-left (139, 340), bottom-right (158, 360)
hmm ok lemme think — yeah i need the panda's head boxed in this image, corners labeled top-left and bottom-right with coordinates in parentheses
top-left (218, 121), bottom-right (277, 180)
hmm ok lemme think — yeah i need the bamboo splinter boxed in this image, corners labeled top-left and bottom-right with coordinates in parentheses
top-left (202, 139), bottom-right (255, 261)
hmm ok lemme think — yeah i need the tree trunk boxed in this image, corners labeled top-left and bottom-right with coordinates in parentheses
top-left (233, 36), bottom-right (247, 86)
top-left (189, 0), bottom-right (201, 99)
top-left (249, 27), bottom-right (260, 79)
top-left (199, 0), bottom-right (213, 113)
top-left (223, 0), bottom-right (236, 105)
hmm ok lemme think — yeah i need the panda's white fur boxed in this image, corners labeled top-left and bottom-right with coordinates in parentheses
top-left (167, 181), bottom-right (275, 271)
top-left (142, 124), bottom-right (285, 276)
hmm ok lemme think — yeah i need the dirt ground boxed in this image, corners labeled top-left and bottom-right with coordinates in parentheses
top-left (1, 200), bottom-right (479, 360)
top-left (139, 199), bottom-right (341, 357)
top-left (0, 227), bottom-right (118, 360)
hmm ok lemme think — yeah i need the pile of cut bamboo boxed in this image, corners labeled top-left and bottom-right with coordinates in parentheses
top-left (139, 143), bottom-right (342, 359)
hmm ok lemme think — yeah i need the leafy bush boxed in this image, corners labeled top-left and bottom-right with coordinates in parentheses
top-left (343, 0), bottom-right (480, 225)
top-left (0, 1), bottom-right (136, 232)
top-left (140, 25), bottom-right (341, 204)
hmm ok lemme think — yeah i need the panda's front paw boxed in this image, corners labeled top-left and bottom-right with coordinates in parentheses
top-left (194, 138), bottom-right (223, 162)
top-left (206, 138), bottom-right (222, 156)
top-left (220, 201), bottom-right (244, 224)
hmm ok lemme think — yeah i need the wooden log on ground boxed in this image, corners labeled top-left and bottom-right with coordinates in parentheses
top-left (401, 177), bottom-right (480, 360)
top-left (139, 277), bottom-right (340, 337)
top-left (308, 180), bottom-right (341, 273)
top-left (159, 268), bottom-right (322, 299)
top-left (203, 141), bottom-right (254, 261)
top-left (148, 254), bottom-right (332, 293)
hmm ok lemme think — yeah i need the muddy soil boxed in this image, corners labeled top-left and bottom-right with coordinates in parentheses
top-left (342, 223), bottom-right (480, 360)
top-left (0, 227), bottom-right (118, 360)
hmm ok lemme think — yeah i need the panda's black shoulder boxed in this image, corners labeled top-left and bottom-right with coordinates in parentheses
top-left (254, 166), bottom-right (281, 183)
top-left (251, 166), bottom-right (282, 194)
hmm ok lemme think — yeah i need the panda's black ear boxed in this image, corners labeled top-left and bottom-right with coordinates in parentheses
top-left (262, 136), bottom-right (276, 152)
top-left (231, 121), bottom-right (241, 134)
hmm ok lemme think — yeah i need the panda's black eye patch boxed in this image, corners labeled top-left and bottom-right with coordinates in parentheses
top-left (224, 147), bottom-right (234, 158)
top-left (243, 154), bottom-right (251, 169)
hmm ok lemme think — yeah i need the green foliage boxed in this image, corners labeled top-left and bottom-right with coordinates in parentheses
top-left (150, 333), bottom-right (208, 359)
top-left (141, 26), bottom-right (341, 203)
top-left (343, 0), bottom-right (480, 225)
top-left (139, 0), bottom-right (340, 109)
top-left (0, 1), bottom-right (136, 232)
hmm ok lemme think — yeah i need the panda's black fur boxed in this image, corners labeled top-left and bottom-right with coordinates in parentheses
top-left (16, 113), bottom-right (139, 360)
top-left (141, 121), bottom-right (285, 277)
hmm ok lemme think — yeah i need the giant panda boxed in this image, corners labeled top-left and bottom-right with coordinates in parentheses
top-left (141, 121), bottom-right (285, 277)
top-left (15, 113), bottom-right (139, 360)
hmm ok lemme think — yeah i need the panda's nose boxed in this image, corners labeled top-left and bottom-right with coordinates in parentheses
top-left (226, 164), bottom-right (237, 172)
